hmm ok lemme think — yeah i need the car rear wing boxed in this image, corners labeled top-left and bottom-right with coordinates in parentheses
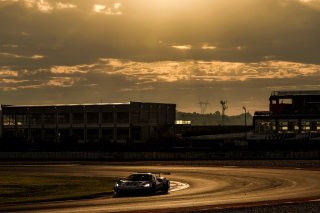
top-left (136, 171), bottom-right (171, 177)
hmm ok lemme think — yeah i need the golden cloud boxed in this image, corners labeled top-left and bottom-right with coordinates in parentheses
top-left (171, 45), bottom-right (192, 50)
top-left (0, 70), bottom-right (18, 77)
top-left (93, 3), bottom-right (122, 15)
top-left (47, 77), bottom-right (79, 87)
top-left (100, 58), bottom-right (320, 83)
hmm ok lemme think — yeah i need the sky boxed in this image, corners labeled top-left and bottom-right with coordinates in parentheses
top-left (0, 0), bottom-right (320, 115)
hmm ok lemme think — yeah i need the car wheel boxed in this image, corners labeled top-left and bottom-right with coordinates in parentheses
top-left (164, 182), bottom-right (169, 193)
top-left (113, 191), bottom-right (118, 197)
top-left (151, 183), bottom-right (156, 194)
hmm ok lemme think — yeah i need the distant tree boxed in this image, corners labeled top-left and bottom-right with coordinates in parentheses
top-left (214, 110), bottom-right (221, 116)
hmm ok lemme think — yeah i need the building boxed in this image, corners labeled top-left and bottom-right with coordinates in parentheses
top-left (1, 102), bottom-right (176, 144)
top-left (252, 91), bottom-right (320, 141)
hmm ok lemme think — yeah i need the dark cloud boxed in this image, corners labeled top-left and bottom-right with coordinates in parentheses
top-left (0, 0), bottom-right (320, 65)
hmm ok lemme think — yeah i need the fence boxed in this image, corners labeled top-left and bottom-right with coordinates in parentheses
top-left (0, 151), bottom-right (319, 160)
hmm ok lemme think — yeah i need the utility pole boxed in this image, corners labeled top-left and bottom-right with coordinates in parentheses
top-left (243, 106), bottom-right (247, 138)
top-left (243, 106), bottom-right (247, 129)
top-left (220, 100), bottom-right (228, 126)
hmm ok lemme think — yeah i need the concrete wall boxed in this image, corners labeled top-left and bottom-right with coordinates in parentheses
top-left (0, 151), bottom-right (319, 160)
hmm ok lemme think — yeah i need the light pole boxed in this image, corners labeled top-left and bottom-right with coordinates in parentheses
top-left (243, 106), bottom-right (247, 134)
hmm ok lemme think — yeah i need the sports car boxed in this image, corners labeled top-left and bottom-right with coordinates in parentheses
top-left (114, 172), bottom-right (170, 196)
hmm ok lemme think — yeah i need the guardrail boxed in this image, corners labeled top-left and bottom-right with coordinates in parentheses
top-left (0, 151), bottom-right (319, 160)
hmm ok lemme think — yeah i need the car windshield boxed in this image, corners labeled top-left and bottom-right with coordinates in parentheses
top-left (127, 174), bottom-right (152, 181)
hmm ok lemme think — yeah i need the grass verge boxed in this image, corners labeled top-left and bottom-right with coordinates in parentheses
top-left (0, 175), bottom-right (116, 204)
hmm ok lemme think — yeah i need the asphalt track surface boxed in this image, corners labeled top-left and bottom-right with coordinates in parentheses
top-left (1, 164), bottom-right (320, 212)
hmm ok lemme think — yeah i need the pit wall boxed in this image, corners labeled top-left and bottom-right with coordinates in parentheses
top-left (0, 151), bottom-right (319, 160)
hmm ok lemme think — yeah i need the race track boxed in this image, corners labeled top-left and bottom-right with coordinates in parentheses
top-left (1, 164), bottom-right (320, 212)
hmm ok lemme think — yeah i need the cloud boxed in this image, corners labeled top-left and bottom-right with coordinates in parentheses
top-left (1, 0), bottom-right (320, 65)
top-left (24, 0), bottom-right (53, 13)
top-left (0, 0), bottom-right (77, 13)
top-left (201, 44), bottom-right (217, 50)
top-left (0, 69), bottom-right (18, 77)
top-left (93, 3), bottom-right (122, 15)
top-left (298, 0), bottom-right (320, 9)
top-left (100, 58), bottom-right (320, 82)
top-left (50, 65), bottom-right (91, 74)
top-left (55, 2), bottom-right (76, 9)
top-left (47, 77), bottom-right (79, 87)
top-left (172, 45), bottom-right (192, 50)
top-left (1, 58), bottom-right (320, 114)
top-left (30, 54), bottom-right (44, 59)
top-left (6, 58), bottom-right (319, 94)
top-left (0, 78), bottom-right (27, 84)
top-left (0, 52), bottom-right (44, 60)
top-left (2, 44), bottom-right (19, 48)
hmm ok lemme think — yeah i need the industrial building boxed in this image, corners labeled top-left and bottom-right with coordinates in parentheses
top-left (1, 102), bottom-right (176, 144)
top-left (252, 91), bottom-right (320, 141)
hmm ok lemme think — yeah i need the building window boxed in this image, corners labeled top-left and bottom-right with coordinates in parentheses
top-left (73, 113), bottom-right (84, 124)
top-left (87, 112), bottom-right (99, 124)
top-left (3, 129), bottom-right (15, 138)
top-left (279, 98), bottom-right (292, 104)
top-left (117, 128), bottom-right (129, 140)
top-left (44, 129), bottom-right (56, 142)
top-left (254, 120), bottom-right (276, 134)
top-left (57, 129), bottom-right (70, 142)
top-left (150, 112), bottom-right (158, 122)
top-left (117, 112), bottom-right (129, 123)
top-left (102, 128), bottom-right (114, 140)
top-left (287, 120), bottom-right (299, 133)
top-left (3, 114), bottom-right (15, 126)
top-left (87, 129), bottom-right (99, 142)
top-left (58, 113), bottom-right (70, 124)
top-left (30, 114), bottom-right (42, 125)
top-left (16, 114), bottom-right (27, 126)
top-left (301, 120), bottom-right (320, 133)
top-left (16, 129), bottom-right (28, 138)
top-left (140, 111), bottom-right (149, 122)
top-left (30, 128), bottom-right (42, 141)
top-left (310, 120), bottom-right (318, 133)
top-left (132, 126), bottom-right (141, 140)
top-left (73, 128), bottom-right (84, 141)
top-left (278, 121), bottom-right (288, 132)
top-left (44, 113), bottom-right (55, 125)
top-left (301, 121), bottom-right (311, 133)
top-left (102, 112), bottom-right (114, 123)
top-left (131, 111), bottom-right (140, 122)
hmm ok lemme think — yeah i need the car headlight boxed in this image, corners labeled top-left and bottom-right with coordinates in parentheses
top-left (115, 182), bottom-right (120, 187)
top-left (143, 183), bottom-right (151, 188)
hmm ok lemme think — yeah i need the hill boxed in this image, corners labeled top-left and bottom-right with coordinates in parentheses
top-left (176, 111), bottom-right (253, 126)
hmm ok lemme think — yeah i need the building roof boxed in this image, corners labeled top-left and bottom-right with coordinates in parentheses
top-left (1, 101), bottom-right (176, 108)
top-left (1, 102), bottom-right (130, 108)
top-left (271, 90), bottom-right (320, 97)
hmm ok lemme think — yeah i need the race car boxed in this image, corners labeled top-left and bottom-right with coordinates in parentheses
top-left (114, 172), bottom-right (170, 196)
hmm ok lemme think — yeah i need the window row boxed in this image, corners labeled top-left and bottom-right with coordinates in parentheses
top-left (255, 119), bottom-right (320, 134)
top-left (2, 128), bottom-right (130, 141)
top-left (2, 112), bottom-right (129, 125)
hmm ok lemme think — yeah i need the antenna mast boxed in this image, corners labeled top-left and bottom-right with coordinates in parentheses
top-left (198, 100), bottom-right (209, 114)
top-left (220, 100), bottom-right (228, 125)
